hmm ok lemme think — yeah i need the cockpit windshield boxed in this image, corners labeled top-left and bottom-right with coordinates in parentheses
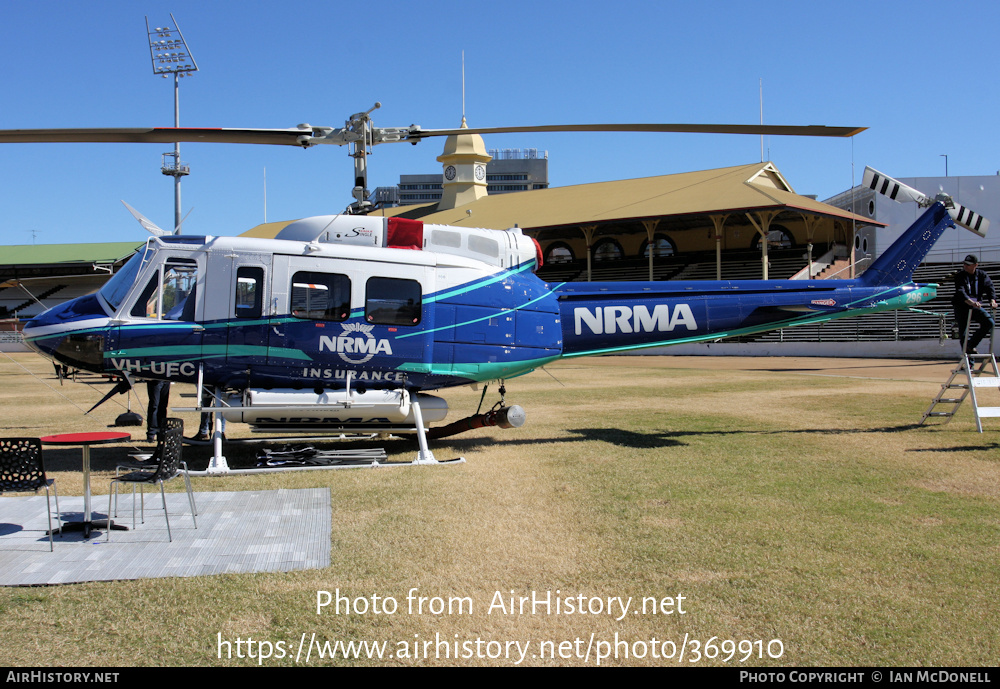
top-left (98, 243), bottom-right (153, 312)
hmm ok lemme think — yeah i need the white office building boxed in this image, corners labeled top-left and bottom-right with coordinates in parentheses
top-left (394, 148), bottom-right (549, 206)
top-left (824, 173), bottom-right (1000, 264)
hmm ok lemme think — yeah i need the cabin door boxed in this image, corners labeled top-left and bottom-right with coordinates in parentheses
top-left (112, 254), bottom-right (203, 384)
top-left (266, 254), bottom-right (355, 370)
top-left (223, 254), bottom-right (271, 371)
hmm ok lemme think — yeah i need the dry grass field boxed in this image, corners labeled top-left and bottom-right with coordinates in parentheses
top-left (0, 351), bottom-right (997, 666)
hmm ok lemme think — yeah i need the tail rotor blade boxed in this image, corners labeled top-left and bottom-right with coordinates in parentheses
top-left (950, 204), bottom-right (990, 238)
top-left (862, 166), bottom-right (929, 205)
top-left (863, 166), bottom-right (990, 238)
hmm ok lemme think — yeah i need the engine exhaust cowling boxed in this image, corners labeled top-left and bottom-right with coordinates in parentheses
top-left (427, 405), bottom-right (525, 440)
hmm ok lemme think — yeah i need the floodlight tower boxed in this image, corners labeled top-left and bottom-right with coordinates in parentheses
top-left (145, 15), bottom-right (199, 233)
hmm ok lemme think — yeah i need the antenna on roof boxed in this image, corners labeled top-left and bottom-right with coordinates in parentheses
top-left (759, 78), bottom-right (764, 163)
top-left (462, 50), bottom-right (466, 121)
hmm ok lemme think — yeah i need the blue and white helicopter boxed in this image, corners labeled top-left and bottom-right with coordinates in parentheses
top-left (4, 115), bottom-right (988, 468)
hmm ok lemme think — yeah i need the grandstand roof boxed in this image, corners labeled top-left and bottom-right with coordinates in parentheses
top-left (0, 242), bottom-right (141, 281)
top-left (1, 242), bottom-right (141, 267)
top-left (242, 161), bottom-right (881, 238)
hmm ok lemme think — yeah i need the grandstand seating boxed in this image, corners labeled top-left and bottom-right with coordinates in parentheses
top-left (537, 248), bottom-right (810, 283)
top-left (0, 277), bottom-right (106, 319)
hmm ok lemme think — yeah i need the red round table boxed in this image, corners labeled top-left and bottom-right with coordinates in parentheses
top-left (40, 431), bottom-right (131, 538)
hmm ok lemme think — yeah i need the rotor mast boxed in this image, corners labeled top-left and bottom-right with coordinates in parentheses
top-left (346, 102), bottom-right (381, 214)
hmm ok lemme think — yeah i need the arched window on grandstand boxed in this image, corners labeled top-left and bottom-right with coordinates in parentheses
top-left (592, 238), bottom-right (624, 262)
top-left (544, 242), bottom-right (575, 264)
top-left (753, 225), bottom-right (794, 250)
top-left (641, 234), bottom-right (677, 259)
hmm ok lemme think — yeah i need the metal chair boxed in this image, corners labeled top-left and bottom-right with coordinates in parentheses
top-left (113, 417), bottom-right (189, 517)
top-left (108, 421), bottom-right (197, 542)
top-left (0, 438), bottom-right (61, 551)
top-left (117, 417), bottom-right (184, 469)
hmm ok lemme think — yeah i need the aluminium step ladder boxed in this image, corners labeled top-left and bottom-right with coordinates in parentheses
top-left (921, 310), bottom-right (1000, 432)
top-left (921, 353), bottom-right (1000, 432)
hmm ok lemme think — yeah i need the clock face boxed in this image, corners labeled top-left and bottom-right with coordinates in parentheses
top-left (475, 164), bottom-right (486, 181)
top-left (444, 165), bottom-right (457, 181)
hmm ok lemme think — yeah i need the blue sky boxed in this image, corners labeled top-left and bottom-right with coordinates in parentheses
top-left (2, 0), bottom-right (998, 246)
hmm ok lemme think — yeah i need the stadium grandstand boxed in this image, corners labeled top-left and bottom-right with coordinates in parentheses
top-left (0, 242), bottom-right (140, 350)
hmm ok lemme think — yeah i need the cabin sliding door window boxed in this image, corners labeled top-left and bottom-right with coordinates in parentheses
top-left (290, 271), bottom-right (351, 321)
top-left (128, 258), bottom-right (199, 321)
top-left (365, 277), bottom-right (422, 326)
top-left (235, 267), bottom-right (264, 319)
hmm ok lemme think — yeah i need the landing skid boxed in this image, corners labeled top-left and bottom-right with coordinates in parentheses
top-left (183, 393), bottom-right (464, 475)
top-left (184, 434), bottom-right (465, 475)
top-left (184, 433), bottom-right (388, 444)
top-left (185, 455), bottom-right (466, 477)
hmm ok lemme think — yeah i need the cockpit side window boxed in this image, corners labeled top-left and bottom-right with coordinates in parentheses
top-left (127, 257), bottom-right (199, 321)
top-left (130, 272), bottom-right (160, 318)
top-left (162, 261), bottom-right (198, 320)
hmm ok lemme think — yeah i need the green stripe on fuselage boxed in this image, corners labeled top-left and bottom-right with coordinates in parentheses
top-left (397, 354), bottom-right (561, 382)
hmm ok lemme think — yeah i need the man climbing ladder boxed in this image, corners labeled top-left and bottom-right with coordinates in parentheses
top-left (952, 254), bottom-right (997, 355)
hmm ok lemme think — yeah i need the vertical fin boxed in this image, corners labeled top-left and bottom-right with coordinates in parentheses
top-left (859, 203), bottom-right (953, 287)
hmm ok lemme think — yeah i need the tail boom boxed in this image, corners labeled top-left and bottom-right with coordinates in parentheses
top-left (555, 279), bottom-right (935, 357)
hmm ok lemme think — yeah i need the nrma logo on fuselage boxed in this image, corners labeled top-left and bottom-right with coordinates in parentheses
top-left (574, 304), bottom-right (697, 335)
top-left (319, 325), bottom-right (394, 364)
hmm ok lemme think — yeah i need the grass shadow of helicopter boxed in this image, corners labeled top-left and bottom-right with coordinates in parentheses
top-left (906, 442), bottom-right (1000, 455)
top-left (59, 421), bottom-right (981, 471)
top-left (432, 422), bottom-right (930, 454)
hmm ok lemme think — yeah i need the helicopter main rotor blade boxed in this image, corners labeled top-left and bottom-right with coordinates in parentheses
top-left (407, 123), bottom-right (867, 139)
top-left (0, 126), bottom-right (323, 146)
top-left (0, 122), bottom-right (866, 149)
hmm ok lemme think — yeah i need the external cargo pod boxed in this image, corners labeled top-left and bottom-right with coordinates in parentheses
top-left (222, 388), bottom-right (448, 425)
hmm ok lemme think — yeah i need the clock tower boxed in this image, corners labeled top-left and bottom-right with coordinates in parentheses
top-left (436, 117), bottom-right (493, 210)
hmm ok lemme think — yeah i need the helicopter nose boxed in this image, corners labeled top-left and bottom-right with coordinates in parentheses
top-left (22, 294), bottom-right (111, 371)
